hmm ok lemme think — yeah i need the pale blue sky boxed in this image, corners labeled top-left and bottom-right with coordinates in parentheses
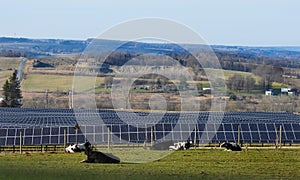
top-left (1, 0), bottom-right (299, 46)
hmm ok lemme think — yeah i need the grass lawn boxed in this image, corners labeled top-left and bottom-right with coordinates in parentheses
top-left (0, 149), bottom-right (299, 179)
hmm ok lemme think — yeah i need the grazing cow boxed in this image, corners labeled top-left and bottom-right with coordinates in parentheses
top-left (220, 142), bottom-right (242, 151)
top-left (65, 143), bottom-right (86, 153)
top-left (82, 142), bottom-right (120, 163)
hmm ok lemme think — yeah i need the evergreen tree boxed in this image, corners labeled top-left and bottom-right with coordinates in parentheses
top-left (2, 70), bottom-right (22, 107)
top-left (2, 80), bottom-right (10, 101)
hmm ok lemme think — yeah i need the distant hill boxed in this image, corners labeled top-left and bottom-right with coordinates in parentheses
top-left (1, 37), bottom-right (300, 68)
top-left (0, 37), bottom-right (87, 56)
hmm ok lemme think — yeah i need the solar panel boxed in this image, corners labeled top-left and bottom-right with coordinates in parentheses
top-left (138, 132), bottom-right (146, 141)
top-left (51, 128), bottom-right (59, 135)
top-left (258, 124), bottom-right (267, 131)
top-left (0, 138), bottom-right (5, 146)
top-left (283, 124), bottom-right (293, 131)
top-left (197, 124), bottom-right (206, 131)
top-left (130, 133), bottom-right (138, 142)
top-left (78, 134), bottom-right (85, 143)
top-left (33, 137), bottom-right (41, 145)
top-left (25, 128), bottom-right (33, 136)
top-left (216, 132), bottom-right (225, 140)
top-left (249, 124), bottom-right (258, 131)
top-left (51, 136), bottom-right (59, 144)
top-left (164, 124), bottom-right (173, 132)
top-left (226, 131), bottom-right (235, 142)
top-left (7, 129), bottom-right (15, 136)
top-left (68, 135), bottom-right (76, 143)
top-left (292, 124), bottom-right (300, 131)
top-left (155, 124), bottom-right (164, 131)
top-left (6, 138), bottom-right (14, 145)
top-left (294, 132), bottom-right (300, 139)
top-left (0, 129), bottom-right (7, 136)
top-left (34, 128), bottom-right (42, 135)
top-left (24, 137), bottom-right (32, 144)
top-left (268, 132), bottom-right (277, 140)
top-left (251, 132), bottom-right (260, 141)
top-left (241, 124), bottom-right (250, 131)
top-left (259, 132), bottom-right (269, 142)
top-left (42, 136), bottom-right (49, 144)
top-left (173, 131), bottom-right (181, 140)
top-left (1, 108), bottom-right (300, 145)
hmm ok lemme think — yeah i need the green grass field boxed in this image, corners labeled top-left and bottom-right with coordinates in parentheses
top-left (22, 74), bottom-right (104, 92)
top-left (0, 149), bottom-right (299, 179)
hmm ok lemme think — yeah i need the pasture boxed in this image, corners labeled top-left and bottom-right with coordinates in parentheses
top-left (0, 57), bottom-right (22, 88)
top-left (0, 149), bottom-right (299, 179)
top-left (21, 74), bottom-right (105, 92)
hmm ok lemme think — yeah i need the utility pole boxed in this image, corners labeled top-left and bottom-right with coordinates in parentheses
top-left (69, 87), bottom-right (74, 109)
top-left (45, 89), bottom-right (49, 108)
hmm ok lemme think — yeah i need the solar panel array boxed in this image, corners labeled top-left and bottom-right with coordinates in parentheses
top-left (0, 108), bottom-right (300, 146)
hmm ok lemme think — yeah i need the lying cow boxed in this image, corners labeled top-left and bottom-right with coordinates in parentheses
top-left (65, 143), bottom-right (86, 153)
top-left (220, 142), bottom-right (242, 151)
top-left (169, 141), bottom-right (192, 150)
top-left (82, 142), bottom-right (120, 163)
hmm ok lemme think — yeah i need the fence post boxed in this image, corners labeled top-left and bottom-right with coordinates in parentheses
top-left (107, 127), bottom-right (111, 151)
top-left (238, 124), bottom-right (241, 145)
top-left (194, 127), bottom-right (197, 149)
top-left (20, 131), bottom-right (22, 154)
top-left (151, 127), bottom-right (154, 146)
top-left (64, 129), bottom-right (66, 149)
top-left (279, 125), bottom-right (282, 149)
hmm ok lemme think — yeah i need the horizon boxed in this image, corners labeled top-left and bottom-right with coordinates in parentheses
top-left (1, 0), bottom-right (300, 46)
top-left (2, 36), bottom-right (300, 48)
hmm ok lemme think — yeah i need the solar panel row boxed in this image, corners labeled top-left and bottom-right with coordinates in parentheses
top-left (1, 108), bottom-right (300, 146)
top-left (1, 123), bottom-right (300, 146)
top-left (1, 108), bottom-right (300, 128)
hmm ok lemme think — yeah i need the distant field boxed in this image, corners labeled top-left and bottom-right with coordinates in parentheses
top-left (0, 149), bottom-right (299, 179)
top-left (204, 68), bottom-right (261, 82)
top-left (0, 57), bottom-right (22, 89)
top-left (0, 70), bottom-right (14, 89)
top-left (0, 57), bottom-right (22, 70)
top-left (19, 67), bottom-right (292, 94)
top-left (22, 74), bottom-right (104, 92)
top-left (21, 69), bottom-right (261, 92)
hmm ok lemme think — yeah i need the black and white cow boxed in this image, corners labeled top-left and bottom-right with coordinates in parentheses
top-left (82, 142), bottom-right (120, 163)
top-left (169, 141), bottom-right (192, 150)
top-left (65, 143), bottom-right (86, 153)
top-left (220, 142), bottom-right (242, 151)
